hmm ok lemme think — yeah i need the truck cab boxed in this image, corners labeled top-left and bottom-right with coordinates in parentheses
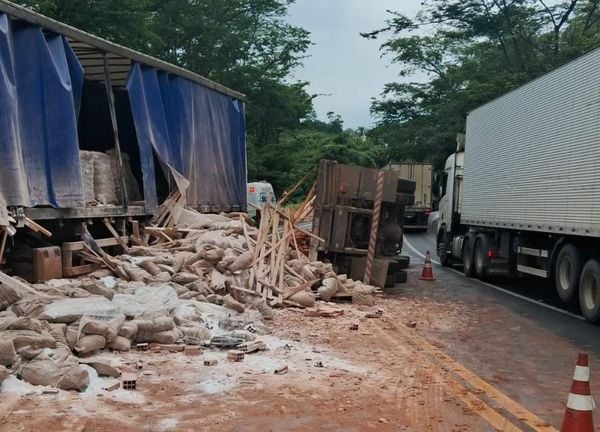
top-left (436, 150), bottom-right (464, 266)
top-left (247, 182), bottom-right (276, 219)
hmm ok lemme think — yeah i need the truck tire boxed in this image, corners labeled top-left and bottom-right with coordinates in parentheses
top-left (463, 238), bottom-right (475, 277)
top-left (579, 259), bottom-right (600, 323)
top-left (397, 179), bottom-right (416, 194)
top-left (396, 270), bottom-right (408, 284)
top-left (394, 255), bottom-right (410, 270)
top-left (437, 229), bottom-right (450, 267)
top-left (555, 244), bottom-right (582, 305)
top-left (474, 234), bottom-right (491, 279)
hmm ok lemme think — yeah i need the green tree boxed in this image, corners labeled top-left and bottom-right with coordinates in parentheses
top-left (365, 0), bottom-right (600, 168)
top-left (15, 0), bottom-right (313, 191)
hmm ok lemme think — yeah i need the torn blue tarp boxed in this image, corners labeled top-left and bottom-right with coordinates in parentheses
top-left (126, 63), bottom-right (247, 212)
top-left (0, 15), bottom-right (85, 210)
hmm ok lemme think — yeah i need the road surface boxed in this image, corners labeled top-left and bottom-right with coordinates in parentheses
top-left (399, 230), bottom-right (600, 430)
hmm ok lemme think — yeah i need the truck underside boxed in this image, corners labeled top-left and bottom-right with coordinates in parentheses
top-left (437, 223), bottom-right (600, 323)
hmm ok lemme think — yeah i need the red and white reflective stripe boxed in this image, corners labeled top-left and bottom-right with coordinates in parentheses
top-left (567, 393), bottom-right (596, 411)
top-left (573, 365), bottom-right (590, 382)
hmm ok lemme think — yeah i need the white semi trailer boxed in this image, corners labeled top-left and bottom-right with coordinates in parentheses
top-left (437, 46), bottom-right (600, 323)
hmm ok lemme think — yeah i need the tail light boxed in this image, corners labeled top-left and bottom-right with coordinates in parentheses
top-left (424, 210), bottom-right (431, 217)
top-left (487, 249), bottom-right (497, 259)
top-left (249, 186), bottom-right (255, 193)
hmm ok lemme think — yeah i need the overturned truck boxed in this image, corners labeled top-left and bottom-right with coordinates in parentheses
top-left (0, 1), bottom-right (247, 280)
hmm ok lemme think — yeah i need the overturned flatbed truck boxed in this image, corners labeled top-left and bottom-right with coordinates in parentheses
top-left (0, 1), bottom-right (246, 280)
top-left (310, 160), bottom-right (415, 288)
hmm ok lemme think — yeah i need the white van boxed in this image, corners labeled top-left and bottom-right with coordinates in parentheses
top-left (247, 182), bottom-right (276, 218)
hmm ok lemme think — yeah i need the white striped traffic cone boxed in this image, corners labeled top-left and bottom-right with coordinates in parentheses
top-left (561, 353), bottom-right (595, 432)
top-left (419, 250), bottom-right (435, 281)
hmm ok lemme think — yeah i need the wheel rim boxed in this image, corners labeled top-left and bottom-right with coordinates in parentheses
top-left (464, 245), bottom-right (471, 270)
top-left (582, 271), bottom-right (599, 311)
top-left (475, 242), bottom-right (484, 272)
top-left (558, 256), bottom-right (572, 292)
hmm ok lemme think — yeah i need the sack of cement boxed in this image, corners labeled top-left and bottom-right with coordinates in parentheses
top-left (106, 149), bottom-right (142, 202)
top-left (0, 284), bottom-right (23, 311)
top-left (4, 329), bottom-right (56, 352)
top-left (108, 335), bottom-right (131, 352)
top-left (228, 251), bottom-right (254, 273)
top-left (288, 291), bottom-right (315, 308)
top-left (199, 246), bottom-right (225, 264)
top-left (118, 322), bottom-right (138, 339)
top-left (135, 316), bottom-right (174, 333)
top-left (176, 208), bottom-right (230, 227)
top-left (0, 338), bottom-right (17, 366)
top-left (48, 324), bottom-right (68, 346)
top-left (179, 324), bottom-right (211, 345)
top-left (138, 260), bottom-right (162, 277)
top-left (0, 365), bottom-right (8, 384)
top-left (317, 278), bottom-right (338, 302)
top-left (352, 284), bottom-right (376, 306)
top-left (40, 297), bottom-right (121, 323)
top-left (252, 300), bottom-right (274, 321)
top-left (93, 152), bottom-right (118, 205)
top-left (135, 327), bottom-right (182, 344)
top-left (195, 230), bottom-right (246, 251)
top-left (0, 314), bottom-right (44, 333)
top-left (112, 284), bottom-right (179, 317)
top-left (79, 151), bottom-right (96, 205)
top-left (74, 335), bottom-right (106, 355)
top-left (171, 304), bottom-right (202, 327)
top-left (20, 348), bottom-right (89, 391)
top-left (171, 272), bottom-right (199, 285)
top-left (222, 295), bottom-right (244, 313)
top-left (80, 314), bottom-right (125, 343)
top-left (66, 325), bottom-right (80, 349)
top-left (80, 281), bottom-right (114, 300)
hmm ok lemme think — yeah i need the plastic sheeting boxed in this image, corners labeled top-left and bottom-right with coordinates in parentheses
top-left (126, 63), bottom-right (246, 213)
top-left (0, 14), bottom-right (85, 215)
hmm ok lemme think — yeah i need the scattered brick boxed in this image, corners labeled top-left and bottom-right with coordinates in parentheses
top-left (122, 373), bottom-right (137, 390)
top-left (227, 350), bottom-right (245, 362)
top-left (184, 346), bottom-right (201, 356)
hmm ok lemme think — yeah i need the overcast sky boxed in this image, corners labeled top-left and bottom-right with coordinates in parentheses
top-left (287, 0), bottom-right (424, 129)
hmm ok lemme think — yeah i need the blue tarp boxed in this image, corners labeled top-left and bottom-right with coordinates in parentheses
top-left (0, 14), bottom-right (84, 209)
top-left (126, 63), bottom-right (247, 212)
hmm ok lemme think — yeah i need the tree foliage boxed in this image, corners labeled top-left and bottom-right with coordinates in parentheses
top-left (366, 0), bottom-right (600, 168)
top-left (14, 0), bottom-right (327, 195)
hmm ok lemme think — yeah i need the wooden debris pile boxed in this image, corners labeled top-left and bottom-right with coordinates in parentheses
top-left (0, 198), bottom-right (379, 393)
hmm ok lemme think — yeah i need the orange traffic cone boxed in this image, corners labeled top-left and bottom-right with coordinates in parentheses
top-left (419, 250), bottom-right (436, 281)
top-left (562, 353), bottom-right (595, 432)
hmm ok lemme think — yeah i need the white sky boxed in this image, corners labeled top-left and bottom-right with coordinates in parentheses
top-left (287, 0), bottom-right (425, 129)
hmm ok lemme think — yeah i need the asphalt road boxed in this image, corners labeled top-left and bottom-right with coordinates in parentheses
top-left (400, 230), bottom-right (600, 429)
top-left (404, 230), bottom-right (574, 313)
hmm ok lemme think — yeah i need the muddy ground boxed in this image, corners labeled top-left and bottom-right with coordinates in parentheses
top-left (0, 268), bottom-right (567, 431)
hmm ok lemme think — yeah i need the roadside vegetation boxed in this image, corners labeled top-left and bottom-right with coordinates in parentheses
top-left (15, 0), bottom-right (600, 195)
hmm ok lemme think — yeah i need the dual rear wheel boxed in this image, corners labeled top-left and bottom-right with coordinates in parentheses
top-left (462, 234), bottom-right (490, 280)
top-left (554, 244), bottom-right (600, 323)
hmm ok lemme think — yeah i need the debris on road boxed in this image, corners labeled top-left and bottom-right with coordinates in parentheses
top-left (0, 201), bottom-right (381, 393)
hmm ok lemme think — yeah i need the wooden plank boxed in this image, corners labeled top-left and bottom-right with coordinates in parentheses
top-left (283, 279), bottom-right (318, 300)
top-left (131, 220), bottom-right (140, 239)
top-left (24, 217), bottom-right (52, 238)
top-left (278, 168), bottom-right (315, 206)
top-left (63, 237), bottom-right (127, 251)
top-left (265, 204), bottom-right (325, 243)
top-left (63, 263), bottom-right (101, 277)
top-left (0, 230), bottom-right (7, 266)
top-left (102, 218), bottom-right (128, 247)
